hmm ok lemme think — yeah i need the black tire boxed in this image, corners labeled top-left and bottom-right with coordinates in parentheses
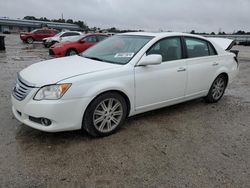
top-left (26, 37), bottom-right (33, 44)
top-left (66, 49), bottom-right (78, 56)
top-left (83, 92), bottom-right (128, 137)
top-left (205, 74), bottom-right (227, 103)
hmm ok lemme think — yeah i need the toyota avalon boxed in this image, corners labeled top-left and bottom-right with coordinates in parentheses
top-left (11, 32), bottom-right (239, 137)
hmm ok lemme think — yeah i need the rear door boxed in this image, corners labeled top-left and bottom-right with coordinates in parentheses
top-left (184, 37), bottom-right (219, 96)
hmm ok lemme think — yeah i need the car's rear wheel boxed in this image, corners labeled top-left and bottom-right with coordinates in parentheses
top-left (205, 74), bottom-right (227, 103)
top-left (26, 37), bottom-right (33, 44)
top-left (66, 49), bottom-right (78, 56)
top-left (83, 92), bottom-right (127, 137)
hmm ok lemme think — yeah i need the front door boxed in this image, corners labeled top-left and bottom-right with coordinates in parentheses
top-left (135, 37), bottom-right (187, 111)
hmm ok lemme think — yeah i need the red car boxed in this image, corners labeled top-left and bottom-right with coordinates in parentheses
top-left (20, 28), bottom-right (58, 44)
top-left (49, 33), bottom-right (109, 58)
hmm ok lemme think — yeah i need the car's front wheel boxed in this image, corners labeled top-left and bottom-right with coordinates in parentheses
top-left (205, 74), bottom-right (227, 103)
top-left (26, 37), bottom-right (33, 44)
top-left (66, 49), bottom-right (78, 56)
top-left (83, 92), bottom-right (127, 137)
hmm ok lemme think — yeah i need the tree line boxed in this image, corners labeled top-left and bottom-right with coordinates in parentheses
top-left (23, 16), bottom-right (143, 33)
top-left (191, 30), bottom-right (250, 35)
top-left (23, 16), bottom-right (88, 30)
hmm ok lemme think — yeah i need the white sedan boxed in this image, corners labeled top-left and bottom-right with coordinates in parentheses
top-left (11, 32), bottom-right (239, 137)
top-left (43, 31), bottom-right (83, 47)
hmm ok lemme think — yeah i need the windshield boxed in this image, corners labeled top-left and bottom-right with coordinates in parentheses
top-left (31, 29), bottom-right (38, 33)
top-left (81, 35), bottom-right (153, 65)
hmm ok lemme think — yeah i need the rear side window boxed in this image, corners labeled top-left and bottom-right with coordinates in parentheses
top-left (185, 37), bottom-right (217, 58)
top-left (208, 43), bottom-right (217, 55)
top-left (147, 37), bottom-right (182, 62)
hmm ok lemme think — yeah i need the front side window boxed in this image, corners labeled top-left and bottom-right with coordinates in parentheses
top-left (84, 36), bottom-right (97, 42)
top-left (82, 35), bottom-right (153, 65)
top-left (185, 38), bottom-right (210, 58)
top-left (147, 37), bottom-right (182, 62)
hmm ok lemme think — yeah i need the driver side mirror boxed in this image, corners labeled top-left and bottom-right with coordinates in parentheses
top-left (137, 54), bottom-right (162, 66)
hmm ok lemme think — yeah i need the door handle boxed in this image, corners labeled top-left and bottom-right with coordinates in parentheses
top-left (212, 62), bottom-right (219, 66)
top-left (177, 67), bottom-right (186, 72)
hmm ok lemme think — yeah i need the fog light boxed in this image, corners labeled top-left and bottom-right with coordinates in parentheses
top-left (41, 118), bottom-right (52, 126)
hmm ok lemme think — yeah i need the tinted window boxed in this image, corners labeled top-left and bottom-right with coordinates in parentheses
top-left (34, 30), bottom-right (43, 34)
top-left (97, 35), bottom-right (108, 42)
top-left (185, 38), bottom-right (210, 58)
top-left (43, 30), bottom-right (51, 34)
top-left (208, 43), bottom-right (217, 55)
top-left (147, 37), bottom-right (182, 62)
top-left (84, 36), bottom-right (97, 42)
top-left (61, 32), bottom-right (80, 37)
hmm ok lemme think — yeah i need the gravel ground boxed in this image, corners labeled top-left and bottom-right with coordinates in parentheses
top-left (0, 34), bottom-right (249, 188)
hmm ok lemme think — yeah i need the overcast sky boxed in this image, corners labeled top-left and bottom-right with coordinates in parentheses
top-left (0, 0), bottom-right (250, 32)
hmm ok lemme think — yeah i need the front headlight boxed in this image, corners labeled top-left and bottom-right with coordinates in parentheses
top-left (34, 84), bottom-right (71, 100)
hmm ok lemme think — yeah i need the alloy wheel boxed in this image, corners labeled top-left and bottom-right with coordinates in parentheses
top-left (211, 77), bottom-right (226, 100)
top-left (93, 98), bottom-right (123, 133)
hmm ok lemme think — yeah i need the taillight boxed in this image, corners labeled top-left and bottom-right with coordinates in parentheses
top-left (234, 56), bottom-right (238, 63)
top-left (230, 50), bottom-right (239, 66)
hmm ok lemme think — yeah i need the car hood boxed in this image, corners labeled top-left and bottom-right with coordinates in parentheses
top-left (49, 36), bottom-right (59, 41)
top-left (19, 55), bottom-right (121, 87)
top-left (43, 37), bottom-right (50, 41)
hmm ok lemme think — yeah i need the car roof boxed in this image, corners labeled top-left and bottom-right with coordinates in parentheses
top-left (119, 32), bottom-right (208, 40)
top-left (61, 31), bottom-right (81, 33)
top-left (85, 33), bottom-right (109, 36)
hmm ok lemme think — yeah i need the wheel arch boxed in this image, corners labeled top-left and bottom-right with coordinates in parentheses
top-left (84, 89), bottom-right (131, 119)
top-left (218, 72), bottom-right (229, 86)
top-left (26, 36), bottom-right (34, 42)
top-left (66, 48), bottom-right (79, 55)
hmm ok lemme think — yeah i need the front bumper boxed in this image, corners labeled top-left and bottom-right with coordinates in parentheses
top-left (49, 48), bottom-right (65, 58)
top-left (11, 92), bottom-right (90, 132)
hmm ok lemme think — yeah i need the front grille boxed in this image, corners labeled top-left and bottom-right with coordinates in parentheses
top-left (13, 77), bottom-right (34, 101)
top-left (49, 49), bottom-right (55, 56)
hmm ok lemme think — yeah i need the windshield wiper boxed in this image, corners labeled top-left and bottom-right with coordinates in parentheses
top-left (83, 56), bottom-right (104, 62)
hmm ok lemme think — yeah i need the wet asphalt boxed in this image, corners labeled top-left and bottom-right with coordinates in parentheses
top-left (0, 34), bottom-right (249, 188)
